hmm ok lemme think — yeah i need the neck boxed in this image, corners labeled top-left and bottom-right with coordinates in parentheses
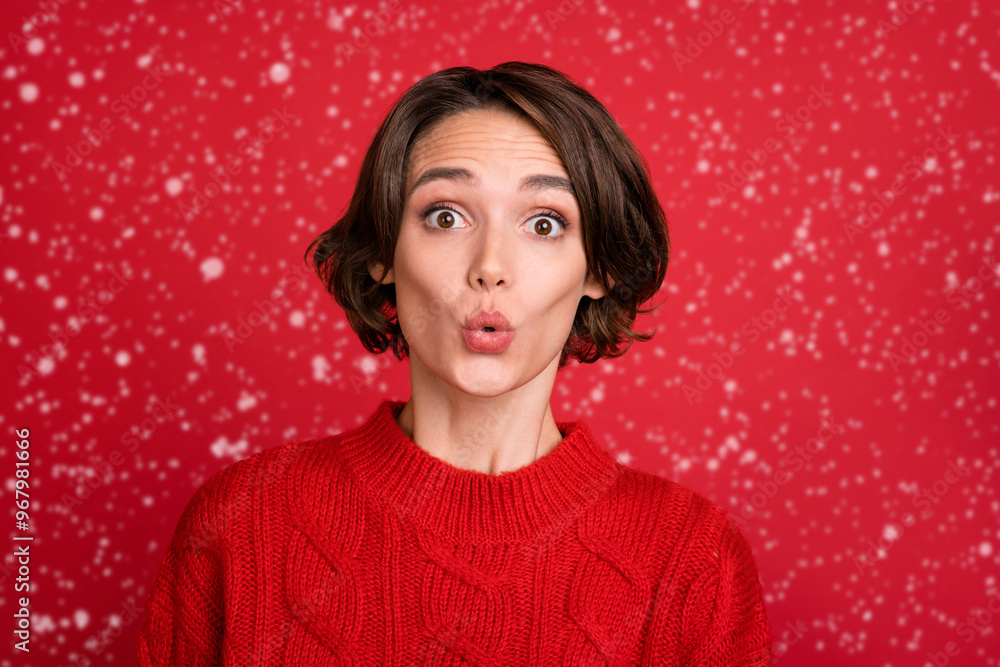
top-left (396, 354), bottom-right (564, 476)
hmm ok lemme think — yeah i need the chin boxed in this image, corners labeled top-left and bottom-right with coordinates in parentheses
top-left (449, 362), bottom-right (519, 397)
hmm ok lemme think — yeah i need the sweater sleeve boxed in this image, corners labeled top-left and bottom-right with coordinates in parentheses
top-left (696, 520), bottom-right (773, 665)
top-left (135, 474), bottom-right (230, 666)
top-left (645, 517), bottom-right (774, 666)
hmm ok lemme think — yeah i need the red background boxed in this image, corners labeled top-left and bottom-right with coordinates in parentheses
top-left (2, 0), bottom-right (998, 665)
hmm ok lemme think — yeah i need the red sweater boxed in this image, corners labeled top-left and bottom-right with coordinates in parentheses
top-left (136, 399), bottom-right (773, 665)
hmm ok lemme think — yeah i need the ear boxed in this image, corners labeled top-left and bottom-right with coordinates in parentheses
top-left (368, 260), bottom-right (395, 285)
top-left (583, 271), bottom-right (611, 300)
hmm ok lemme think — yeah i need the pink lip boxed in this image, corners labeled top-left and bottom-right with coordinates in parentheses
top-left (464, 310), bottom-right (513, 332)
top-left (462, 328), bottom-right (514, 353)
top-left (462, 310), bottom-right (514, 353)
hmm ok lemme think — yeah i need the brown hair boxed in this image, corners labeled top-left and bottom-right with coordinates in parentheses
top-left (304, 61), bottom-right (670, 369)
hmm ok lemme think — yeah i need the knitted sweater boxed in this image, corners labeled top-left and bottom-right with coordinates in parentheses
top-left (136, 399), bottom-right (773, 665)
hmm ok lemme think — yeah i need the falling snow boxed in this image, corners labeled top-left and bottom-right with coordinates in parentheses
top-left (1, 1), bottom-right (997, 665)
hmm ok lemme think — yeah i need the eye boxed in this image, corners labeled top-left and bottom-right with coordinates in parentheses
top-left (523, 210), bottom-right (569, 239)
top-left (421, 204), bottom-right (469, 230)
top-left (418, 203), bottom-right (571, 238)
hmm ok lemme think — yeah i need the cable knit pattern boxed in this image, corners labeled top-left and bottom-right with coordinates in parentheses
top-left (412, 528), bottom-right (511, 665)
top-left (136, 399), bottom-right (773, 666)
top-left (565, 519), bottom-right (653, 665)
top-left (283, 446), bottom-right (367, 664)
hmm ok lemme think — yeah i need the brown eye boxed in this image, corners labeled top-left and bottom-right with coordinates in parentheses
top-left (527, 214), bottom-right (565, 238)
top-left (534, 219), bottom-right (553, 236)
top-left (424, 207), bottom-right (466, 230)
top-left (435, 211), bottom-right (455, 228)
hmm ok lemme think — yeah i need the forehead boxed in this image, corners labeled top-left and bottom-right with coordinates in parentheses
top-left (405, 109), bottom-right (569, 195)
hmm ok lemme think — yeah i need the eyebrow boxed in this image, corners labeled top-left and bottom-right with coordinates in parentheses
top-left (407, 167), bottom-right (576, 200)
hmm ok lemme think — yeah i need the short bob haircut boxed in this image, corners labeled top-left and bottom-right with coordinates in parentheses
top-left (305, 61), bottom-right (670, 370)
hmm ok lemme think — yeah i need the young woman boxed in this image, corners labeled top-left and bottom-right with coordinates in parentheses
top-left (137, 62), bottom-right (773, 665)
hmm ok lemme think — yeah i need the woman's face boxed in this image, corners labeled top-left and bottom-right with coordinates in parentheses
top-left (369, 108), bottom-right (607, 397)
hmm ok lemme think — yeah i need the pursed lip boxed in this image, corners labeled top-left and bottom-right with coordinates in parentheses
top-left (463, 310), bottom-right (513, 332)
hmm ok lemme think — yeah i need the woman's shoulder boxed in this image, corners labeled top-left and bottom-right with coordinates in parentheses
top-left (613, 465), bottom-right (734, 527)
top-left (192, 436), bottom-right (329, 496)
top-left (605, 465), bottom-right (752, 568)
top-left (169, 434), bottom-right (352, 543)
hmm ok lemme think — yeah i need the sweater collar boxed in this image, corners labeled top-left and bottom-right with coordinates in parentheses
top-left (335, 399), bottom-right (624, 544)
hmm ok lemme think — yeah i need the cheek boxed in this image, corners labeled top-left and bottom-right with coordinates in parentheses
top-left (532, 258), bottom-right (587, 306)
top-left (400, 250), bottom-right (453, 305)
top-left (393, 255), bottom-right (460, 339)
top-left (522, 269), bottom-right (585, 336)
top-left (395, 227), bottom-right (451, 285)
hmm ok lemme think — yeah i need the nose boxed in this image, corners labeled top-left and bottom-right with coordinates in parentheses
top-left (469, 213), bottom-right (510, 290)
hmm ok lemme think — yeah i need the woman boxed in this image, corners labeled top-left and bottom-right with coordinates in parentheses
top-left (136, 62), bottom-right (773, 665)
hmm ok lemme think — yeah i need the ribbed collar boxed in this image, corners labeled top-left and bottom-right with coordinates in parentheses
top-left (334, 399), bottom-right (624, 544)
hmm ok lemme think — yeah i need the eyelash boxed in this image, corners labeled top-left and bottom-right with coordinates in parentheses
top-left (417, 202), bottom-right (571, 239)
